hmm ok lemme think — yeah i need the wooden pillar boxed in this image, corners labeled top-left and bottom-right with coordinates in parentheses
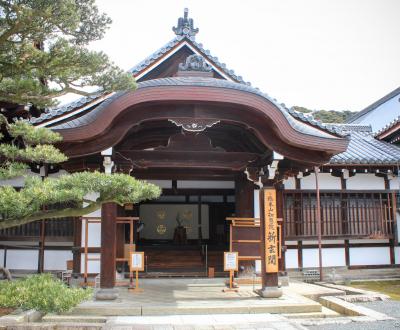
top-left (259, 186), bottom-right (282, 298)
top-left (297, 241), bottom-right (303, 270)
top-left (37, 220), bottom-right (46, 273)
top-left (72, 217), bottom-right (82, 274)
top-left (276, 183), bottom-right (286, 273)
top-left (100, 202), bottom-right (117, 289)
top-left (235, 174), bottom-right (254, 217)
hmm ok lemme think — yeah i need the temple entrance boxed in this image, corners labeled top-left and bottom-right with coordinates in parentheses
top-left (116, 182), bottom-right (235, 276)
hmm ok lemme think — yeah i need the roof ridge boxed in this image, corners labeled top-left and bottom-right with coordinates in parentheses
top-left (129, 35), bottom-right (250, 85)
top-left (374, 115), bottom-right (400, 137)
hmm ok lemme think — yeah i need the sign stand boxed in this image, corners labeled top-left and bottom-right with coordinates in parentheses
top-left (223, 251), bottom-right (239, 292)
top-left (128, 252), bottom-right (144, 293)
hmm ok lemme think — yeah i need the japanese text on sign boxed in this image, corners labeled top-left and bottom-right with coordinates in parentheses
top-left (264, 189), bottom-right (278, 273)
top-left (224, 252), bottom-right (239, 271)
top-left (130, 252), bottom-right (144, 271)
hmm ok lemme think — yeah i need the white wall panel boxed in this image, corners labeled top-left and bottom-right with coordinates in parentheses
top-left (81, 253), bottom-right (100, 274)
top-left (285, 249), bottom-right (298, 269)
top-left (300, 173), bottom-right (341, 190)
top-left (322, 248), bottom-right (346, 267)
top-left (349, 247), bottom-right (390, 265)
top-left (389, 177), bottom-right (399, 190)
top-left (44, 250), bottom-right (73, 270)
top-left (81, 222), bottom-right (101, 248)
top-left (6, 250), bottom-right (38, 270)
top-left (302, 249), bottom-right (319, 268)
top-left (283, 177), bottom-right (296, 189)
top-left (302, 248), bottom-right (346, 268)
top-left (347, 174), bottom-right (385, 190)
top-left (395, 246), bottom-right (400, 264)
top-left (254, 189), bottom-right (260, 218)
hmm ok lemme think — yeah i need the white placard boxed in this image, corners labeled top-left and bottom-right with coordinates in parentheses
top-left (130, 252), bottom-right (144, 271)
top-left (255, 259), bottom-right (262, 274)
top-left (224, 252), bottom-right (238, 271)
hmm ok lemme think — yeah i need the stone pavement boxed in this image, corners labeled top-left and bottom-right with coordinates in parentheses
top-left (104, 313), bottom-right (308, 329)
top-left (70, 279), bottom-right (323, 316)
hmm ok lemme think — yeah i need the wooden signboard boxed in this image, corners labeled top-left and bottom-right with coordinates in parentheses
top-left (129, 252), bottom-right (144, 272)
top-left (224, 252), bottom-right (238, 271)
top-left (264, 189), bottom-right (279, 273)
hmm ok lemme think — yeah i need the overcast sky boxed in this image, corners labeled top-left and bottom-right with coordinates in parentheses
top-left (86, 0), bottom-right (400, 112)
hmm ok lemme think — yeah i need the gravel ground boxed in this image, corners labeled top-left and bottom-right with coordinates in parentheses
top-left (307, 300), bottom-right (400, 330)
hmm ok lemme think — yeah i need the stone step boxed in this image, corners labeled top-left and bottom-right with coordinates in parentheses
top-left (283, 307), bottom-right (341, 319)
top-left (42, 315), bottom-right (107, 323)
top-left (70, 300), bottom-right (321, 316)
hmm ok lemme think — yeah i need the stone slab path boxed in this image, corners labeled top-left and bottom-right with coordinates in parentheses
top-left (105, 313), bottom-right (308, 329)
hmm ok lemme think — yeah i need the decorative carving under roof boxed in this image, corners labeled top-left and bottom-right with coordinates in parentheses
top-left (172, 8), bottom-right (199, 38)
top-left (169, 118), bottom-right (220, 132)
top-left (178, 54), bottom-right (212, 72)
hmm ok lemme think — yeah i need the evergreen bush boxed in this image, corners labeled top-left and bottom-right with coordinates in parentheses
top-left (0, 273), bottom-right (92, 313)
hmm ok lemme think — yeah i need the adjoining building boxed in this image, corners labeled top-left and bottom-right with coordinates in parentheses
top-left (1, 9), bottom-right (400, 297)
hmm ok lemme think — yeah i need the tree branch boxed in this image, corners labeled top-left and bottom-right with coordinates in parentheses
top-left (0, 201), bottom-right (105, 230)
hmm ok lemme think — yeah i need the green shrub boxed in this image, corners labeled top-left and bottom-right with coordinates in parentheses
top-left (0, 273), bottom-right (92, 313)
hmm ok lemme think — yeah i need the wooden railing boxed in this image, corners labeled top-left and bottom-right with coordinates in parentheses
top-left (283, 191), bottom-right (396, 239)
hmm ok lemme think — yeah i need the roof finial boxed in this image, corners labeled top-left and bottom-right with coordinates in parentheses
top-left (172, 8), bottom-right (199, 38)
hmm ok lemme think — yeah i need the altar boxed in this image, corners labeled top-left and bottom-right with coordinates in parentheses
top-left (139, 204), bottom-right (209, 241)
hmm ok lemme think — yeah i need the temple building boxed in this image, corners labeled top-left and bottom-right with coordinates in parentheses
top-left (1, 9), bottom-right (400, 297)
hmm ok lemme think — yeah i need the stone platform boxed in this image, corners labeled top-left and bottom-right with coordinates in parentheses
top-left (68, 278), bottom-right (323, 316)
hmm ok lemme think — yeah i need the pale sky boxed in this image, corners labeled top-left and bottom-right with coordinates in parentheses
top-left (85, 0), bottom-right (400, 112)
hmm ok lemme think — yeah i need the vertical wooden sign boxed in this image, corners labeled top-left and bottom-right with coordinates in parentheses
top-left (264, 189), bottom-right (278, 273)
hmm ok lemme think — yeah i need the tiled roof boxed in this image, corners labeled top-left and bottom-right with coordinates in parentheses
top-left (30, 92), bottom-right (105, 125)
top-left (329, 124), bottom-right (400, 164)
top-left (347, 86), bottom-right (400, 123)
top-left (50, 76), bottom-right (342, 139)
top-left (129, 35), bottom-right (249, 85)
top-left (375, 115), bottom-right (400, 137)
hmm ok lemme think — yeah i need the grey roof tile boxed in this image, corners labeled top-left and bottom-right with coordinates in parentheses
top-left (329, 125), bottom-right (400, 165)
top-left (50, 77), bottom-right (341, 140)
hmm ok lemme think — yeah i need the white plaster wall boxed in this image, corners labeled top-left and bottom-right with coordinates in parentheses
top-left (81, 192), bottom-right (101, 248)
top-left (302, 249), bottom-right (319, 268)
top-left (285, 249), bottom-right (298, 269)
top-left (177, 180), bottom-right (235, 189)
top-left (395, 246), bottom-right (400, 264)
top-left (349, 247), bottom-right (391, 265)
top-left (389, 177), bottom-right (400, 190)
top-left (254, 189), bottom-right (260, 218)
top-left (346, 174), bottom-right (385, 190)
top-left (302, 248), bottom-right (346, 268)
top-left (283, 177), bottom-right (296, 189)
top-left (80, 253), bottom-right (100, 274)
top-left (146, 180), bottom-right (172, 189)
top-left (322, 248), bottom-right (346, 267)
top-left (300, 173), bottom-right (341, 190)
top-left (44, 250), bottom-right (73, 270)
top-left (6, 250), bottom-right (38, 270)
top-left (81, 222), bottom-right (101, 247)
